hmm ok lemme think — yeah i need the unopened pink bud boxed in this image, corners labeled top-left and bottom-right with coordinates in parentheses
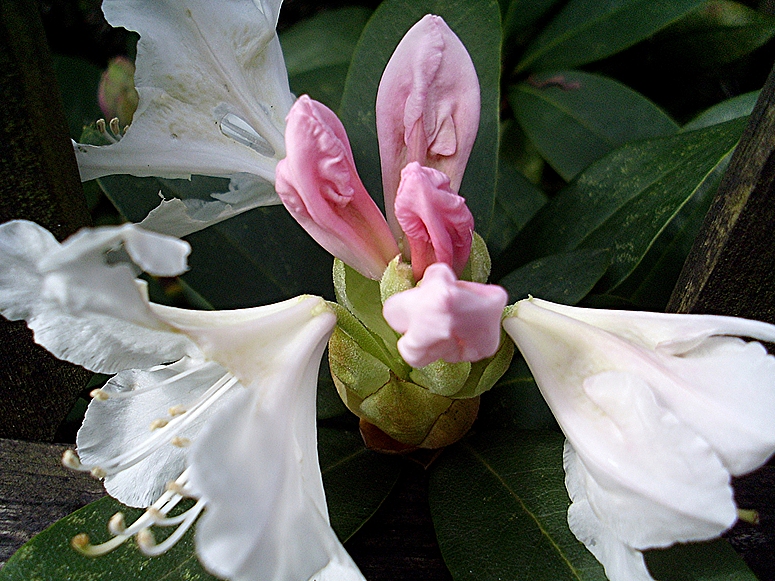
top-left (383, 262), bottom-right (507, 368)
top-left (276, 96), bottom-right (399, 280)
top-left (394, 163), bottom-right (473, 280)
top-left (376, 15), bottom-right (480, 239)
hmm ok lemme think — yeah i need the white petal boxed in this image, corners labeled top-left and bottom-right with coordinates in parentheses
top-left (186, 296), bottom-right (349, 581)
top-left (653, 336), bottom-right (775, 475)
top-left (527, 298), bottom-right (775, 353)
top-left (75, 0), bottom-right (294, 182)
top-left (139, 175), bottom-right (279, 238)
top-left (0, 220), bottom-right (60, 320)
top-left (572, 371), bottom-right (735, 549)
top-left (564, 443), bottom-right (655, 581)
top-left (0, 221), bottom-right (193, 373)
top-left (77, 359), bottom-right (234, 507)
top-left (156, 295), bottom-right (336, 389)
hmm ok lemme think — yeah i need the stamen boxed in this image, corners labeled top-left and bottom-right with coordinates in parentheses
top-left (73, 470), bottom-right (199, 558)
top-left (136, 500), bottom-right (206, 557)
top-left (108, 512), bottom-right (126, 535)
top-left (90, 467), bottom-right (107, 479)
top-left (170, 437), bottom-right (191, 448)
top-left (103, 359), bottom-right (216, 401)
top-left (62, 449), bottom-right (84, 471)
top-left (109, 117), bottom-right (120, 135)
top-left (85, 374), bottom-right (238, 477)
top-left (150, 419), bottom-right (169, 430)
top-left (90, 388), bottom-right (110, 401)
top-left (96, 118), bottom-right (106, 133)
top-left (71, 532), bottom-right (129, 557)
top-left (168, 405), bottom-right (187, 417)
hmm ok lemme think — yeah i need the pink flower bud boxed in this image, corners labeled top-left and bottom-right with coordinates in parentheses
top-left (276, 96), bottom-right (399, 280)
top-left (383, 262), bottom-right (507, 368)
top-left (394, 163), bottom-right (473, 280)
top-left (376, 15), bottom-right (480, 239)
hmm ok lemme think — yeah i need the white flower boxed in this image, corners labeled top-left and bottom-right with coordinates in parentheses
top-left (0, 220), bottom-right (365, 581)
top-left (502, 297), bottom-right (775, 581)
top-left (74, 0), bottom-right (295, 236)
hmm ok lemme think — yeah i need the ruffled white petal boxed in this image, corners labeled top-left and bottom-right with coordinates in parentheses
top-left (75, 0), bottom-right (294, 182)
top-left (186, 299), bottom-right (358, 581)
top-left (527, 298), bottom-right (775, 353)
top-left (139, 174), bottom-right (279, 238)
top-left (77, 359), bottom-right (235, 507)
top-left (564, 443), bottom-right (655, 581)
top-left (0, 221), bottom-right (194, 373)
top-left (503, 298), bottom-right (775, 581)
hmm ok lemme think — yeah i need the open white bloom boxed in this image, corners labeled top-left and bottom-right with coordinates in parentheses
top-left (503, 298), bottom-right (775, 581)
top-left (0, 219), bottom-right (365, 581)
top-left (74, 0), bottom-right (295, 236)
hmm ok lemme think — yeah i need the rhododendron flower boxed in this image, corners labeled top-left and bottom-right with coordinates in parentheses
top-left (0, 220), bottom-right (365, 581)
top-left (74, 0), bottom-right (295, 236)
top-left (275, 14), bottom-right (478, 282)
top-left (503, 298), bottom-right (775, 581)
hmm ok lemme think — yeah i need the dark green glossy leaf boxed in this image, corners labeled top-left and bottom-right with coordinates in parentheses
top-left (496, 117), bottom-right (747, 290)
top-left (503, 0), bottom-right (563, 41)
top-left (618, 153), bottom-right (731, 310)
top-left (478, 356), bottom-right (557, 431)
top-left (319, 427), bottom-right (402, 541)
top-left (656, 1), bottom-right (775, 69)
top-left (429, 429), bottom-right (606, 581)
top-left (339, 0), bottom-right (501, 238)
top-left (98, 175), bottom-right (333, 309)
top-left (487, 157), bottom-right (547, 259)
top-left (280, 7), bottom-right (372, 110)
top-left (510, 71), bottom-right (679, 180)
top-left (683, 91), bottom-right (759, 131)
top-left (516, 0), bottom-right (705, 72)
top-left (0, 497), bottom-right (219, 581)
top-left (645, 538), bottom-right (759, 581)
top-left (498, 248), bottom-right (611, 304)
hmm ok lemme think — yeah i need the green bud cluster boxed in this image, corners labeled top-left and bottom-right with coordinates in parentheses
top-left (328, 233), bottom-right (514, 451)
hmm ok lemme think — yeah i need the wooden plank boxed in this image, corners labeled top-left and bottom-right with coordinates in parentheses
top-left (0, 439), bottom-right (103, 567)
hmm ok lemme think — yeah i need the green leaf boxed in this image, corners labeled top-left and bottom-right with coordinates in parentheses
top-left (498, 248), bottom-right (611, 304)
top-left (516, 0), bottom-right (706, 72)
top-left (0, 497), bottom-right (219, 581)
top-left (98, 175), bottom-right (333, 309)
top-left (478, 356), bottom-right (557, 431)
top-left (338, 0), bottom-right (501, 238)
top-left (319, 427), bottom-right (402, 541)
top-left (502, 0), bottom-right (563, 41)
top-left (280, 7), bottom-right (372, 110)
top-left (510, 71), bottom-right (679, 180)
top-left (645, 538), bottom-right (759, 581)
top-left (487, 156), bottom-right (547, 259)
top-left (617, 152), bottom-right (731, 310)
top-left (429, 429), bottom-right (606, 581)
top-left (683, 90), bottom-right (759, 131)
top-left (496, 117), bottom-right (747, 290)
top-left (655, 1), bottom-right (775, 69)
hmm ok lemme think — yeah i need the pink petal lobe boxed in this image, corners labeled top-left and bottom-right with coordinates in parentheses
top-left (394, 163), bottom-right (473, 279)
top-left (383, 262), bottom-right (507, 368)
top-left (276, 96), bottom-right (399, 279)
top-left (376, 14), bottom-right (480, 240)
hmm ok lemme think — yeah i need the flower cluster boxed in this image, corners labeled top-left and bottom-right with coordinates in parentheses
top-left (1, 2), bottom-right (775, 581)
